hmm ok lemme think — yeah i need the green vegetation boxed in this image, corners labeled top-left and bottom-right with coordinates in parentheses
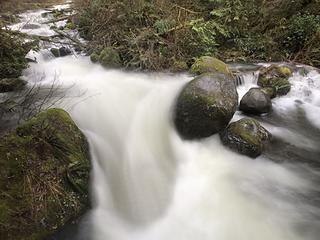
top-left (0, 109), bottom-right (90, 240)
top-left (0, 30), bottom-right (34, 79)
top-left (74, 0), bottom-right (320, 70)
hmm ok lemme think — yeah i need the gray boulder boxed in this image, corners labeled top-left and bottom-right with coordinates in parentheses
top-left (220, 118), bottom-right (272, 158)
top-left (240, 88), bottom-right (272, 114)
top-left (174, 73), bottom-right (238, 139)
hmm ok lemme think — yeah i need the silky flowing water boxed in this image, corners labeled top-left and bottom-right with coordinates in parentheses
top-left (8, 3), bottom-right (320, 240)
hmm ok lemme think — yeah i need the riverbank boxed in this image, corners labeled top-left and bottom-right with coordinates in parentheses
top-left (73, 0), bottom-right (320, 71)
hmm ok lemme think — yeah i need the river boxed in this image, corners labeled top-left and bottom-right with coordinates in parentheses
top-left (7, 2), bottom-right (320, 240)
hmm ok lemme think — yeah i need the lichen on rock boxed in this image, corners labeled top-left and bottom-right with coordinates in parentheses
top-left (220, 118), bottom-right (272, 158)
top-left (190, 56), bottom-right (233, 76)
top-left (0, 108), bottom-right (90, 240)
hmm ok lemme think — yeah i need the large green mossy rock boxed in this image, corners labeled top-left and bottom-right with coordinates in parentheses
top-left (174, 72), bottom-right (238, 139)
top-left (220, 118), bottom-right (272, 158)
top-left (0, 108), bottom-right (90, 240)
top-left (258, 65), bottom-right (292, 96)
top-left (190, 56), bottom-right (233, 76)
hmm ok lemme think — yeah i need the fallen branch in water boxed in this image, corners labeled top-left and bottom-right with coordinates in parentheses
top-left (53, 29), bottom-right (86, 50)
top-left (42, 15), bottom-right (75, 24)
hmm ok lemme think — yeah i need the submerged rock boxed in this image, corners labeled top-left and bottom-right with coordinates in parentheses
top-left (220, 118), bottom-right (272, 158)
top-left (174, 72), bottom-right (238, 139)
top-left (0, 108), bottom-right (90, 240)
top-left (50, 47), bottom-right (71, 57)
top-left (0, 78), bottom-right (27, 92)
top-left (258, 65), bottom-right (292, 96)
top-left (22, 23), bottom-right (41, 29)
top-left (240, 88), bottom-right (272, 114)
top-left (190, 56), bottom-right (233, 76)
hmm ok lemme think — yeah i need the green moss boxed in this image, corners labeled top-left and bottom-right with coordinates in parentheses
top-left (278, 66), bottom-right (292, 77)
top-left (90, 52), bottom-right (99, 63)
top-left (258, 65), bottom-right (291, 96)
top-left (0, 108), bottom-right (90, 240)
top-left (98, 47), bottom-right (121, 68)
top-left (221, 118), bottom-right (271, 158)
top-left (190, 56), bottom-right (232, 76)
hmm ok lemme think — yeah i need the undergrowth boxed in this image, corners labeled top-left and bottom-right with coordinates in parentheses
top-left (74, 0), bottom-right (320, 70)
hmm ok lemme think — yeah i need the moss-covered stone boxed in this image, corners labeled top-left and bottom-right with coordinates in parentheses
top-left (0, 78), bottom-right (27, 92)
top-left (0, 108), bottom-right (90, 240)
top-left (258, 65), bottom-right (292, 96)
top-left (174, 72), bottom-right (238, 139)
top-left (220, 118), bottom-right (272, 158)
top-left (90, 52), bottom-right (99, 63)
top-left (190, 56), bottom-right (233, 76)
top-left (98, 47), bottom-right (121, 68)
top-left (50, 48), bottom-right (60, 57)
top-left (260, 87), bottom-right (276, 99)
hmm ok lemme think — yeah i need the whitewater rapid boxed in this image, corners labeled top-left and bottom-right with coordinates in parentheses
top-left (14, 4), bottom-right (320, 240)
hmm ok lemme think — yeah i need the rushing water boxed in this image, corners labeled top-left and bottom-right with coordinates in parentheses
top-left (7, 3), bottom-right (320, 240)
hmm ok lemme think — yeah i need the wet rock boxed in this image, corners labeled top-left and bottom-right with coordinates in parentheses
top-left (258, 65), bottom-right (292, 96)
top-left (59, 47), bottom-right (71, 56)
top-left (240, 88), bottom-right (272, 114)
top-left (25, 57), bottom-right (37, 63)
top-left (220, 118), bottom-right (272, 158)
top-left (190, 56), bottom-right (233, 76)
top-left (0, 108), bottom-right (90, 240)
top-left (0, 78), bottom-right (27, 93)
top-left (50, 47), bottom-right (71, 57)
top-left (174, 72), bottom-right (238, 139)
top-left (22, 23), bottom-right (41, 29)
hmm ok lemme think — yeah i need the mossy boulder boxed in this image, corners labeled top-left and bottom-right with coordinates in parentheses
top-left (239, 88), bottom-right (272, 115)
top-left (90, 52), bottom-right (99, 63)
top-left (98, 47), bottom-right (121, 68)
top-left (0, 108), bottom-right (90, 240)
top-left (174, 72), bottom-right (238, 139)
top-left (220, 118), bottom-right (272, 158)
top-left (190, 56), bottom-right (233, 76)
top-left (0, 78), bottom-right (27, 93)
top-left (258, 65), bottom-right (292, 96)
